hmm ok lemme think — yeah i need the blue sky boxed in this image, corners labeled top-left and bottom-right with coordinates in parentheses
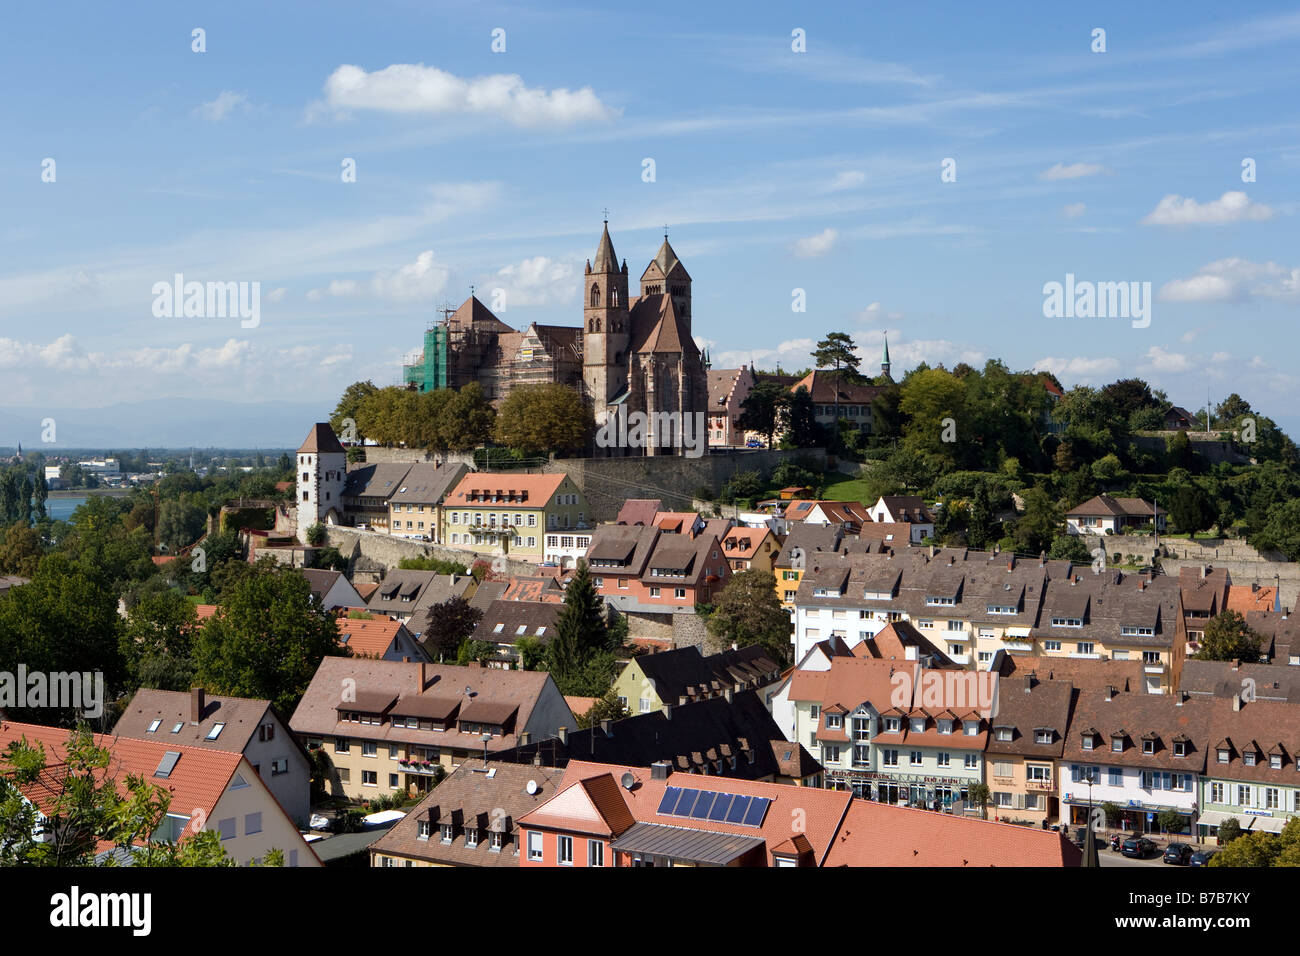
top-left (2, 0), bottom-right (1298, 445)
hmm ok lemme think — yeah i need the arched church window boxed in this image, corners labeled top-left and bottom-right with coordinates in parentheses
top-left (612, 288), bottom-right (620, 306)
top-left (590, 284), bottom-right (600, 307)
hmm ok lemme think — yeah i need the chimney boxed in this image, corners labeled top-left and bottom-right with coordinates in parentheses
top-left (663, 702), bottom-right (673, 720)
top-left (418, 661), bottom-right (428, 692)
top-left (725, 687), bottom-right (734, 703)
top-left (190, 687), bottom-right (205, 725)
top-left (679, 695), bottom-right (689, 706)
top-left (519, 731), bottom-right (531, 746)
top-left (1177, 691), bottom-right (1188, 706)
top-left (929, 544), bottom-right (936, 558)
top-left (1039, 551), bottom-right (1046, 567)
top-left (1233, 694), bottom-right (1242, 712)
top-left (1200, 565), bottom-right (1207, 580)
top-left (600, 719), bottom-right (612, 737)
top-left (1007, 557), bottom-right (1015, 572)
top-left (1105, 685), bottom-right (1116, 701)
top-left (557, 726), bottom-right (568, 744)
top-left (402, 656), bottom-right (410, 663)
top-left (651, 760), bottom-right (672, 780)
top-left (532, 752), bottom-right (542, 767)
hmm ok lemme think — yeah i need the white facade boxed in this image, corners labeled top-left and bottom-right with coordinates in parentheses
top-left (296, 449), bottom-right (346, 544)
top-left (544, 531), bottom-right (594, 568)
top-left (1059, 760), bottom-right (1196, 829)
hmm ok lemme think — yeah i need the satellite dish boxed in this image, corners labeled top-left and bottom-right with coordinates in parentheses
top-left (526, 779), bottom-right (538, 795)
top-left (620, 772), bottom-right (636, 791)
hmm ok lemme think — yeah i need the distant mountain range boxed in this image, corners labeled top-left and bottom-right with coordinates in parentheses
top-left (0, 399), bottom-right (330, 449)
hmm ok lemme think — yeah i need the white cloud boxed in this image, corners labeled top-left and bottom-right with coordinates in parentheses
top-left (265, 287), bottom-right (287, 303)
top-left (1141, 190), bottom-right (1274, 226)
top-left (1061, 202), bottom-right (1087, 219)
top-left (827, 170), bottom-right (866, 191)
top-left (1159, 257), bottom-right (1300, 301)
top-left (490, 256), bottom-right (579, 307)
top-left (1040, 163), bottom-right (1109, 181)
top-left (196, 91), bottom-right (248, 122)
top-left (1032, 356), bottom-right (1121, 382)
top-left (1139, 345), bottom-right (1192, 373)
top-left (311, 250), bottom-right (450, 303)
top-left (792, 228), bottom-right (838, 258)
top-left (856, 301), bottom-right (905, 324)
top-left (1211, 351), bottom-right (1231, 363)
top-left (314, 63), bottom-right (618, 128)
top-left (0, 335), bottom-right (351, 379)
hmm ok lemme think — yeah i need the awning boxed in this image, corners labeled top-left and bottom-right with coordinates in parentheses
top-left (1197, 810), bottom-right (1293, 833)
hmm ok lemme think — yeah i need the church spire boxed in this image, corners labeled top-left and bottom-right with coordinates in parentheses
top-left (594, 217), bottom-right (618, 273)
top-left (881, 332), bottom-right (891, 379)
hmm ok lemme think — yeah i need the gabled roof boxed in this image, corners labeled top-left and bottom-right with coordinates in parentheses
top-left (1067, 494), bottom-right (1164, 518)
top-left (790, 370), bottom-right (885, 405)
top-left (298, 423), bottom-right (346, 456)
top-left (616, 499), bottom-right (662, 526)
top-left (387, 462), bottom-right (470, 505)
top-left (446, 472), bottom-right (568, 508)
top-left (473, 600), bottom-right (561, 644)
top-left (824, 799), bottom-right (1081, 867)
top-left (631, 295), bottom-right (699, 357)
top-left (342, 463), bottom-right (412, 500)
top-left (335, 616), bottom-right (411, 658)
top-left (446, 295), bottom-right (514, 334)
top-left (112, 689), bottom-right (277, 754)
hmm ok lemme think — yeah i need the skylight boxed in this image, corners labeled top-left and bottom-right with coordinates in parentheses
top-left (206, 722), bottom-right (225, 740)
top-left (147, 719), bottom-right (161, 733)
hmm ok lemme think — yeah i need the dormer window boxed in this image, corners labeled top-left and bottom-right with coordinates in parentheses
top-left (885, 717), bottom-right (901, 733)
top-left (1035, 729), bottom-right (1053, 745)
top-left (1111, 735), bottom-right (1124, 753)
top-left (1271, 754), bottom-right (1282, 770)
top-left (1143, 739), bottom-right (1155, 754)
top-left (995, 727), bottom-right (1013, 742)
top-left (910, 717), bottom-right (926, 733)
top-left (440, 824), bottom-right (454, 844)
top-left (1244, 751), bottom-right (1257, 767)
top-left (1174, 741), bottom-right (1187, 757)
top-left (465, 828), bottom-right (479, 848)
top-left (1051, 617), bottom-right (1083, 628)
top-left (1082, 734), bottom-right (1095, 751)
top-left (963, 720), bottom-right (979, 735)
top-left (1218, 749), bottom-right (1230, 764)
top-left (926, 595), bottom-right (955, 606)
top-left (825, 714), bottom-right (842, 729)
top-left (938, 719), bottom-right (953, 735)
top-left (418, 820), bottom-right (431, 841)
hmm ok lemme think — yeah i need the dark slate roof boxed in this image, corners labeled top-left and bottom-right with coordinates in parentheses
top-left (493, 690), bottom-right (810, 782)
top-left (298, 423), bottom-right (346, 455)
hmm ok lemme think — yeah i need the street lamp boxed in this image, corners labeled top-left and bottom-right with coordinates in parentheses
top-left (1083, 768), bottom-right (1096, 836)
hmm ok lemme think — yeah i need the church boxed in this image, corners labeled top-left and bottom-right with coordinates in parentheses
top-left (401, 220), bottom-right (709, 457)
top-left (582, 220), bottom-right (709, 456)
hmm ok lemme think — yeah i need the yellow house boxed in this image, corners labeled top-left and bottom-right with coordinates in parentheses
top-left (441, 472), bottom-right (589, 563)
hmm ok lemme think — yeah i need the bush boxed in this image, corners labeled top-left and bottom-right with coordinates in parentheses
top-left (305, 522), bottom-right (326, 547)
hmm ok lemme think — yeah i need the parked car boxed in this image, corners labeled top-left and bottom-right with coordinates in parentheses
top-left (1189, 849), bottom-right (1218, 867)
top-left (1163, 842), bottom-right (1193, 865)
top-left (1122, 836), bottom-right (1157, 858)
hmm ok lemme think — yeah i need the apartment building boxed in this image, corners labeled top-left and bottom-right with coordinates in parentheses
top-left (442, 472), bottom-right (589, 562)
top-left (290, 657), bottom-right (573, 800)
top-left (386, 462), bottom-right (469, 541)
top-left (584, 522), bottom-right (731, 613)
top-left (984, 675), bottom-right (1073, 826)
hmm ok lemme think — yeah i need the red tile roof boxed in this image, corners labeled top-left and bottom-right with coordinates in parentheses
top-left (824, 799), bottom-right (1081, 866)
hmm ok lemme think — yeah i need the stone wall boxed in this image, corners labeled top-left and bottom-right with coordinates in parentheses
top-left (545, 448), bottom-right (828, 522)
top-left (352, 447), bottom-right (476, 468)
top-left (323, 526), bottom-right (537, 578)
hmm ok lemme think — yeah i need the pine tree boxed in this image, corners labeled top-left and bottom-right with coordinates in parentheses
top-left (548, 560), bottom-right (610, 692)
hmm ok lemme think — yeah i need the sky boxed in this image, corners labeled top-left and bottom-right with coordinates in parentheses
top-left (1, 0), bottom-right (1298, 446)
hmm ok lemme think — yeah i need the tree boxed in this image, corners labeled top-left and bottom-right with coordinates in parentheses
top-left (1014, 488), bottom-right (1062, 556)
top-left (1048, 534), bottom-right (1091, 564)
top-left (0, 524), bottom-right (43, 577)
top-left (575, 689), bottom-right (631, 729)
top-left (783, 386), bottom-right (822, 449)
top-left (0, 554), bottom-right (126, 726)
top-left (1251, 499), bottom-right (1300, 559)
top-left (737, 379), bottom-right (789, 448)
top-left (157, 497), bottom-right (208, 552)
top-left (398, 556), bottom-right (469, 574)
top-left (967, 782), bottom-right (990, 819)
top-left (305, 522), bottom-right (326, 547)
top-left (1209, 829), bottom-right (1280, 867)
top-left (331, 380), bottom-right (379, 441)
top-left (514, 636), bottom-right (547, 671)
top-left (547, 560), bottom-right (612, 695)
top-left (1193, 610), bottom-right (1262, 662)
top-left (1216, 816), bottom-right (1243, 845)
top-left (898, 367), bottom-right (966, 468)
top-left (812, 333), bottom-right (861, 449)
top-left (1157, 808), bottom-right (1185, 835)
top-left (424, 596), bottom-right (482, 662)
top-left (1168, 484), bottom-right (1214, 538)
top-left (121, 590), bottom-right (197, 691)
top-left (966, 481), bottom-right (998, 550)
top-left (193, 561), bottom-right (344, 716)
top-left (33, 471), bottom-right (48, 521)
top-left (441, 383), bottom-right (496, 452)
top-left (17, 476), bottom-right (33, 526)
top-left (495, 384), bottom-right (589, 457)
top-left (705, 570), bottom-right (791, 665)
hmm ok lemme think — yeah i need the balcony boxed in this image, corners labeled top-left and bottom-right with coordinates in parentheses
top-left (947, 653), bottom-right (971, 666)
top-left (1026, 778), bottom-right (1055, 792)
top-left (1144, 661), bottom-right (1166, 674)
top-left (1002, 641), bottom-right (1033, 652)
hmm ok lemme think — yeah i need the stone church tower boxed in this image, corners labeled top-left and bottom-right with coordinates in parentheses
top-left (583, 219), bottom-right (630, 421)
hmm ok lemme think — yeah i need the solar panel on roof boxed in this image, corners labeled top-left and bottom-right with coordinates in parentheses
top-left (657, 787), bottom-right (682, 815)
top-left (707, 793), bottom-right (734, 821)
top-left (690, 792), bottom-right (717, 819)
top-left (674, 788), bottom-right (701, 816)
top-left (725, 795), bottom-right (752, 824)
top-left (742, 797), bottom-right (770, 827)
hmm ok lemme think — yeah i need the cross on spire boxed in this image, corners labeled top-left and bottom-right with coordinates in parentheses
top-left (663, 224), bottom-right (669, 239)
top-left (602, 207), bottom-right (610, 223)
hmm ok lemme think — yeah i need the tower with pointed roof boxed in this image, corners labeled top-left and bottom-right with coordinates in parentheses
top-left (640, 230), bottom-right (692, 321)
top-left (295, 422), bottom-right (347, 543)
top-left (880, 333), bottom-right (892, 381)
top-left (583, 219), bottom-right (631, 419)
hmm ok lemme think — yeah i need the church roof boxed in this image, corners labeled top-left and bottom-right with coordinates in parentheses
top-left (641, 237), bottom-right (691, 282)
top-left (631, 295), bottom-right (700, 358)
top-left (447, 295), bottom-right (513, 334)
top-left (593, 222), bottom-right (619, 273)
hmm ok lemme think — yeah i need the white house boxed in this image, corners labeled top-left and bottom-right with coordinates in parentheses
top-left (867, 496), bottom-right (935, 544)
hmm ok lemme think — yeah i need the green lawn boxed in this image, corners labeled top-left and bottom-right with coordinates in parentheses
top-left (819, 473), bottom-right (876, 504)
